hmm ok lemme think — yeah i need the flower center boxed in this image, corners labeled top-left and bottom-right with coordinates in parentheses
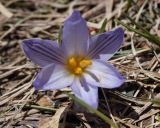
top-left (66, 57), bottom-right (92, 76)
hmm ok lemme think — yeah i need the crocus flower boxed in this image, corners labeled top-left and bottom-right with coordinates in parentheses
top-left (21, 11), bottom-right (125, 109)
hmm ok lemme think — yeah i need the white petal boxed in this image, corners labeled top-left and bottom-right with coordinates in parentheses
top-left (34, 64), bottom-right (74, 90)
top-left (85, 60), bottom-right (125, 88)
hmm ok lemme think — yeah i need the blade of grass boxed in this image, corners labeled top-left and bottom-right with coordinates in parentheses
top-left (58, 26), bottom-right (63, 45)
top-left (18, 104), bottom-right (57, 112)
top-left (151, 99), bottom-right (160, 106)
top-left (117, 20), bottom-right (160, 46)
top-left (67, 93), bottom-right (119, 128)
top-left (126, 0), bottom-right (133, 11)
top-left (114, 48), bottom-right (144, 58)
top-left (124, 14), bottom-right (149, 33)
top-left (98, 18), bottom-right (107, 34)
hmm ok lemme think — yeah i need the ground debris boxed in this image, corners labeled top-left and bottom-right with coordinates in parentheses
top-left (0, 0), bottom-right (160, 128)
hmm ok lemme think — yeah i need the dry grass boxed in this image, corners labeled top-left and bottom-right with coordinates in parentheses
top-left (0, 0), bottom-right (160, 127)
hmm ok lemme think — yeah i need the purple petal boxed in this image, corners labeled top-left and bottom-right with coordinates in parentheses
top-left (87, 28), bottom-right (124, 61)
top-left (61, 11), bottom-right (89, 56)
top-left (21, 38), bottom-right (66, 67)
top-left (85, 60), bottom-right (125, 88)
top-left (34, 64), bottom-right (74, 90)
top-left (71, 77), bottom-right (98, 109)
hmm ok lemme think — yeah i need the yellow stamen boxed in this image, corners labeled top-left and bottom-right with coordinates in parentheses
top-left (79, 60), bottom-right (92, 68)
top-left (67, 57), bottom-right (92, 76)
top-left (68, 57), bottom-right (77, 68)
top-left (74, 67), bottom-right (83, 75)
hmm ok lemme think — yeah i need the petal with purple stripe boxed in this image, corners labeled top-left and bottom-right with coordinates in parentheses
top-left (71, 77), bottom-right (98, 109)
top-left (34, 64), bottom-right (74, 90)
top-left (61, 11), bottom-right (89, 56)
top-left (22, 38), bottom-right (66, 67)
top-left (85, 60), bottom-right (125, 88)
top-left (87, 28), bottom-right (124, 61)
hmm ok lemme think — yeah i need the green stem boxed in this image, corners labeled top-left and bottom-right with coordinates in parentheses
top-left (67, 93), bottom-right (119, 128)
top-left (19, 104), bottom-right (57, 112)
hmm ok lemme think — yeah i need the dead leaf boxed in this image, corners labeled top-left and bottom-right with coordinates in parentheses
top-left (38, 117), bottom-right (52, 127)
top-left (0, 2), bottom-right (13, 18)
top-left (37, 96), bottom-right (53, 107)
top-left (38, 106), bottom-right (67, 128)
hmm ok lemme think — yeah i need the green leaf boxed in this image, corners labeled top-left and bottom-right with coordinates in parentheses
top-left (126, 0), bottom-right (133, 11)
top-left (151, 99), bottom-right (160, 105)
top-left (58, 26), bottom-right (63, 45)
top-left (124, 14), bottom-right (149, 33)
top-left (18, 104), bottom-right (57, 112)
top-left (117, 20), bottom-right (160, 46)
top-left (98, 18), bottom-right (107, 34)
